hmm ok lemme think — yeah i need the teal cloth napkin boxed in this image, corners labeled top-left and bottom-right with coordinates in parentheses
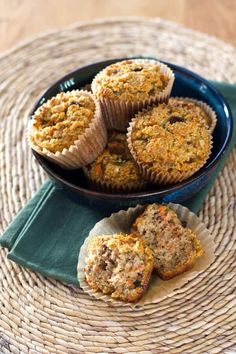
top-left (1, 81), bottom-right (236, 286)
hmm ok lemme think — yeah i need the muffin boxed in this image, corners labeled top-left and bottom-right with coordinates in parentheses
top-left (131, 204), bottom-right (204, 280)
top-left (169, 97), bottom-right (217, 133)
top-left (92, 59), bottom-right (174, 131)
top-left (84, 131), bottom-right (146, 192)
top-left (127, 105), bottom-right (212, 185)
top-left (27, 90), bottom-right (107, 169)
top-left (84, 234), bottom-right (154, 302)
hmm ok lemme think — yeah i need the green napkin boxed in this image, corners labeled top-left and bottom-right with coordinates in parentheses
top-left (1, 81), bottom-right (235, 286)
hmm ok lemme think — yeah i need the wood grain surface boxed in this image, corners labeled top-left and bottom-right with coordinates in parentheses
top-left (0, 0), bottom-right (236, 52)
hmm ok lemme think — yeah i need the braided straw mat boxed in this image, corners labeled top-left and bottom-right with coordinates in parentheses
top-left (0, 17), bottom-right (236, 354)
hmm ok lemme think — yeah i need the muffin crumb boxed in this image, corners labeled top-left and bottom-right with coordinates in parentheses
top-left (132, 204), bottom-right (204, 279)
top-left (84, 234), bottom-right (154, 302)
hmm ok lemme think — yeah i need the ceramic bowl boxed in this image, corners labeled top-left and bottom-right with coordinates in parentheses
top-left (30, 57), bottom-right (233, 211)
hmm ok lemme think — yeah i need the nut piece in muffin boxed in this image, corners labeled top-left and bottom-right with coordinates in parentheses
top-left (91, 59), bottom-right (174, 131)
top-left (84, 234), bottom-right (154, 302)
top-left (128, 106), bottom-right (212, 184)
top-left (131, 204), bottom-right (204, 280)
top-left (29, 90), bottom-right (96, 153)
top-left (84, 131), bottom-right (146, 192)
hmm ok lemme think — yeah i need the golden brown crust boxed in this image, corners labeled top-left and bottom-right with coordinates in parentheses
top-left (84, 132), bottom-right (145, 192)
top-left (132, 204), bottom-right (204, 280)
top-left (154, 98), bottom-right (212, 129)
top-left (30, 90), bottom-right (96, 153)
top-left (92, 60), bottom-right (169, 101)
top-left (84, 234), bottom-right (154, 302)
top-left (129, 105), bottom-right (212, 183)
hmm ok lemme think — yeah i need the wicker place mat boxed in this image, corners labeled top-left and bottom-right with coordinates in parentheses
top-left (0, 17), bottom-right (236, 354)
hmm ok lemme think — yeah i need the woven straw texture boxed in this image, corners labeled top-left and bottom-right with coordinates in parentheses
top-left (0, 17), bottom-right (236, 353)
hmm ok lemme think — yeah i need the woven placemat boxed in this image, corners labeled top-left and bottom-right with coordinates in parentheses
top-left (1, 17), bottom-right (236, 353)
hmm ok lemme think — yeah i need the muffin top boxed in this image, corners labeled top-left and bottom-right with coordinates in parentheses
top-left (130, 107), bottom-right (211, 175)
top-left (92, 60), bottom-right (170, 101)
top-left (86, 132), bottom-right (144, 189)
top-left (135, 99), bottom-right (211, 130)
top-left (84, 233), bottom-right (153, 302)
top-left (30, 90), bottom-right (96, 153)
top-left (168, 98), bottom-right (212, 129)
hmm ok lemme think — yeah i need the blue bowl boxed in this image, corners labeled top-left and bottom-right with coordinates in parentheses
top-left (31, 57), bottom-right (233, 211)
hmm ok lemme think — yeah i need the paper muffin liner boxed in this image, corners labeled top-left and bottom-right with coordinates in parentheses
top-left (27, 90), bottom-right (108, 170)
top-left (83, 166), bottom-right (147, 193)
top-left (127, 117), bottom-right (213, 185)
top-left (91, 59), bottom-right (175, 132)
top-left (171, 97), bottom-right (217, 133)
top-left (77, 203), bottom-right (216, 308)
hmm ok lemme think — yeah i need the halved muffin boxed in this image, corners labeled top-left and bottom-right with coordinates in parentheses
top-left (131, 204), bottom-right (204, 280)
top-left (84, 234), bottom-right (154, 302)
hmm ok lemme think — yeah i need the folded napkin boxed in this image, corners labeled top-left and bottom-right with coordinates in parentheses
top-left (1, 81), bottom-right (236, 286)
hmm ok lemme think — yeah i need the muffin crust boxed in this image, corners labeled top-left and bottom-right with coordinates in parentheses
top-left (92, 60), bottom-right (169, 101)
top-left (168, 98), bottom-right (212, 128)
top-left (85, 132), bottom-right (145, 191)
top-left (30, 90), bottom-right (96, 153)
top-left (130, 106), bottom-right (211, 179)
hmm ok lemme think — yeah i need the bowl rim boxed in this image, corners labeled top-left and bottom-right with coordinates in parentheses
top-left (30, 57), bottom-right (234, 201)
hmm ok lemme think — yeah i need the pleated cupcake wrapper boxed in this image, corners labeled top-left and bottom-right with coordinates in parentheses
top-left (77, 203), bottom-right (216, 308)
top-left (27, 90), bottom-right (108, 170)
top-left (127, 118), bottom-right (213, 185)
top-left (171, 97), bottom-right (217, 133)
top-left (92, 59), bottom-right (175, 132)
top-left (83, 166), bottom-right (147, 193)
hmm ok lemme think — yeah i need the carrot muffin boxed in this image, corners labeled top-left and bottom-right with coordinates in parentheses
top-left (92, 59), bottom-right (174, 131)
top-left (27, 90), bottom-right (107, 169)
top-left (131, 204), bottom-right (204, 280)
top-left (84, 234), bottom-right (154, 302)
top-left (128, 106), bottom-right (212, 184)
top-left (92, 60), bottom-right (171, 101)
top-left (30, 91), bottom-right (96, 153)
top-left (84, 132), bottom-right (146, 192)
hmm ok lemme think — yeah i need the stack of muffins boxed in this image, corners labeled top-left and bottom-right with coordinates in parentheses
top-left (27, 59), bottom-right (216, 191)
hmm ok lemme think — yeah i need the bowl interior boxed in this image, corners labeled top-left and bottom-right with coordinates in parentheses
top-left (31, 57), bottom-right (233, 203)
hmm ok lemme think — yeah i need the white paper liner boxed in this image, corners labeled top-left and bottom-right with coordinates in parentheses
top-left (127, 116), bottom-right (213, 185)
top-left (91, 59), bottom-right (175, 132)
top-left (27, 90), bottom-right (108, 170)
top-left (77, 203), bottom-right (216, 308)
top-left (171, 97), bottom-right (217, 133)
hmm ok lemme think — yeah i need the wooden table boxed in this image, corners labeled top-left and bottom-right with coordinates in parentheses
top-left (0, 0), bottom-right (236, 53)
